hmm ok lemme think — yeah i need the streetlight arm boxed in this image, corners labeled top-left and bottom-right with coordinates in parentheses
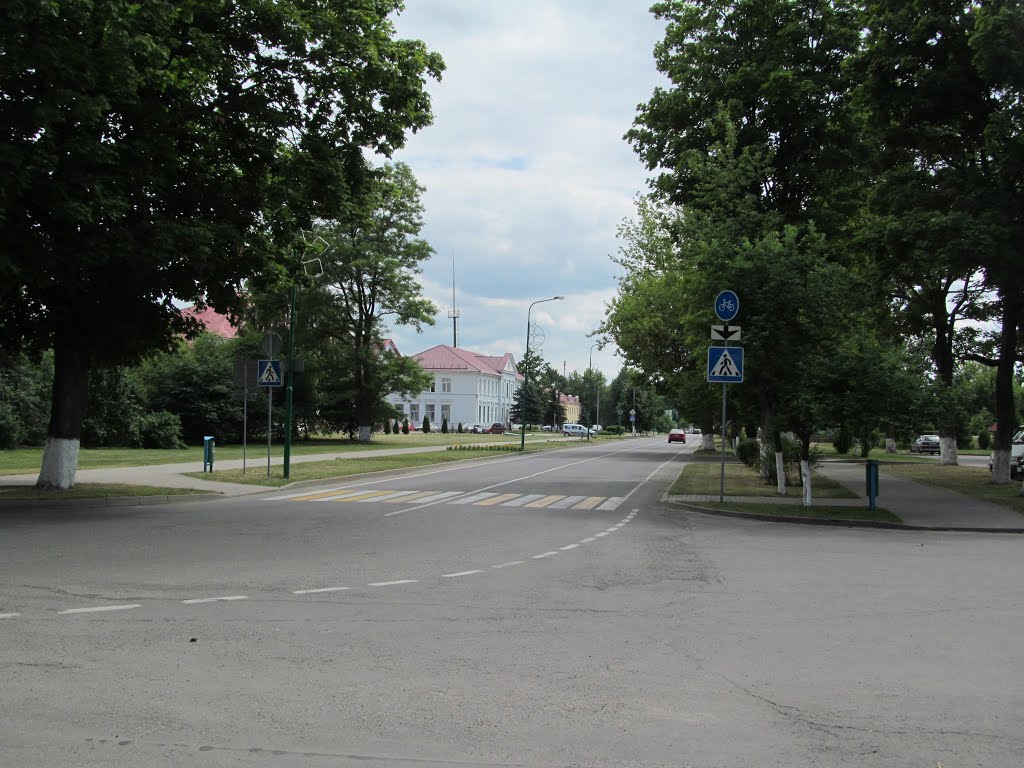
top-left (520, 296), bottom-right (563, 450)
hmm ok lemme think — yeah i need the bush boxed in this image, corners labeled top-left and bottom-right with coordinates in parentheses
top-left (832, 426), bottom-right (854, 455)
top-left (139, 411), bottom-right (185, 449)
top-left (0, 400), bottom-right (24, 449)
top-left (977, 430), bottom-right (991, 450)
top-left (402, 418), bottom-right (410, 435)
top-left (735, 437), bottom-right (760, 467)
top-left (457, 422), bottom-right (464, 433)
top-left (605, 425), bottom-right (625, 435)
top-left (422, 416), bottom-right (431, 433)
top-left (441, 417), bottom-right (448, 434)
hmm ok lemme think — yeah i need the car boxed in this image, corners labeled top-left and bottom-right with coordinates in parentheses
top-left (988, 424), bottom-right (1024, 478)
top-left (489, 423), bottom-right (506, 434)
top-left (668, 428), bottom-right (687, 443)
top-left (541, 424), bottom-right (553, 431)
top-left (470, 424), bottom-right (486, 434)
top-left (910, 434), bottom-right (940, 455)
top-left (561, 423), bottom-right (595, 438)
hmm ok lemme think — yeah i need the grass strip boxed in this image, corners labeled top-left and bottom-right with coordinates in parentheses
top-left (671, 461), bottom-right (858, 499)
top-left (881, 463), bottom-right (1024, 516)
top-left (0, 483), bottom-right (210, 500)
top-left (694, 501), bottom-right (900, 524)
top-left (184, 443), bottom-right (561, 487)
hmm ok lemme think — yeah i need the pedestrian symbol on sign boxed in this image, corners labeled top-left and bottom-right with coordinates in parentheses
top-left (257, 359), bottom-right (283, 387)
top-left (707, 346), bottom-right (743, 383)
top-left (713, 350), bottom-right (738, 377)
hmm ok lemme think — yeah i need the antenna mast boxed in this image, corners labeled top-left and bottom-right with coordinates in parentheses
top-left (447, 249), bottom-right (460, 347)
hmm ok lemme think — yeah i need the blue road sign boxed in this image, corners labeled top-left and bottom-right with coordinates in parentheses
top-left (257, 359), bottom-right (283, 387)
top-left (707, 346), bottom-right (744, 383)
top-left (714, 290), bottom-right (739, 322)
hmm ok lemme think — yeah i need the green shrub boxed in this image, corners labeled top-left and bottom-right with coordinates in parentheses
top-left (139, 411), bottom-right (185, 449)
top-left (441, 417), bottom-right (448, 434)
top-left (457, 422), bottom-right (464, 433)
top-left (0, 400), bottom-right (24, 449)
top-left (402, 418), bottom-right (409, 435)
top-left (422, 416), bottom-right (430, 433)
top-left (832, 426), bottom-right (854, 455)
top-left (735, 437), bottom-right (760, 467)
top-left (977, 430), bottom-right (991, 450)
top-left (605, 425), bottom-right (625, 435)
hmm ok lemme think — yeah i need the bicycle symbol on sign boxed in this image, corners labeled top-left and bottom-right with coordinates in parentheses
top-left (718, 297), bottom-right (735, 314)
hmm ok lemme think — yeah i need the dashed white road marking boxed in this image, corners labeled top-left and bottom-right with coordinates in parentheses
top-left (368, 580), bottom-right (418, 587)
top-left (0, 612), bottom-right (22, 619)
top-left (604, 527), bottom-right (618, 533)
top-left (560, 543), bottom-right (579, 551)
top-left (292, 586), bottom-right (350, 595)
top-left (182, 596), bottom-right (248, 604)
top-left (532, 552), bottom-right (558, 559)
top-left (580, 537), bottom-right (596, 543)
top-left (59, 604), bottom-right (141, 615)
top-left (492, 561), bottom-right (525, 569)
top-left (441, 570), bottom-right (483, 578)
top-left (595, 531), bottom-right (610, 537)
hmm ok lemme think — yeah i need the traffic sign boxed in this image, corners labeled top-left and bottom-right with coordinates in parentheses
top-left (629, 413), bottom-right (635, 423)
top-left (257, 359), bottom-right (283, 387)
top-left (711, 324), bottom-right (741, 341)
top-left (629, 408), bottom-right (636, 416)
top-left (714, 291), bottom-right (739, 322)
top-left (707, 346), bottom-right (744, 383)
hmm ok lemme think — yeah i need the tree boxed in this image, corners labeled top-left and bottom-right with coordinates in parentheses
top-left (441, 417), bottom-right (448, 434)
top-left (0, 2), bottom-right (443, 487)
top-left (510, 381), bottom-right (544, 427)
top-left (422, 415), bottom-right (431, 434)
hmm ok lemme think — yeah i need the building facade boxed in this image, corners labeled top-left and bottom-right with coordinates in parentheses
top-left (559, 393), bottom-right (581, 424)
top-left (386, 345), bottom-right (522, 429)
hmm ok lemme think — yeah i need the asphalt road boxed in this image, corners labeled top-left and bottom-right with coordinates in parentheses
top-left (1, 438), bottom-right (1022, 767)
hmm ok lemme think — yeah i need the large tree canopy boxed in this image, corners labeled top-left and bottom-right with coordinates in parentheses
top-left (0, 0), bottom-right (443, 487)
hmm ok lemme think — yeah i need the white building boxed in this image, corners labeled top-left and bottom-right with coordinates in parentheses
top-left (386, 345), bottom-right (522, 429)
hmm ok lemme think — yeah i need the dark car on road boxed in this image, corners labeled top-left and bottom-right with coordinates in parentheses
top-left (667, 429), bottom-right (687, 444)
top-left (910, 434), bottom-right (940, 455)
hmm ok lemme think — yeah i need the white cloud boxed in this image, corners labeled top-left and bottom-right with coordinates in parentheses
top-left (386, 1), bottom-right (665, 382)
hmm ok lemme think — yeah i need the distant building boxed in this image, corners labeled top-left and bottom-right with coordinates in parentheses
top-left (180, 305), bottom-right (238, 339)
top-left (559, 393), bottom-right (581, 423)
top-left (385, 345), bottom-right (522, 428)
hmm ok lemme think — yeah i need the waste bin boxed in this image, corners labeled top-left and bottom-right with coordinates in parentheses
top-left (203, 435), bottom-right (215, 473)
top-left (865, 459), bottom-right (879, 512)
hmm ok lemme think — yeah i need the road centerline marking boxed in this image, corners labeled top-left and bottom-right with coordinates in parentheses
top-left (182, 596), bottom-right (248, 604)
top-left (292, 587), bottom-right (350, 595)
top-left (59, 604), bottom-right (141, 615)
top-left (0, 612), bottom-right (22, 619)
top-left (441, 570), bottom-right (483, 578)
top-left (492, 561), bottom-right (525, 569)
top-left (368, 580), bottom-right (418, 587)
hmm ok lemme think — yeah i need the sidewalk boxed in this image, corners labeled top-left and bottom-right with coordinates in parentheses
top-left (671, 461), bottom-right (1024, 532)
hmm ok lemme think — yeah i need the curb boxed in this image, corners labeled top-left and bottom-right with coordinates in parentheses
top-left (668, 498), bottom-right (1024, 534)
top-left (0, 493), bottom-right (224, 511)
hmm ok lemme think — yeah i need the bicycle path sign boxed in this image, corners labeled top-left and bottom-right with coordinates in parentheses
top-left (707, 346), bottom-right (743, 383)
top-left (715, 290), bottom-right (739, 322)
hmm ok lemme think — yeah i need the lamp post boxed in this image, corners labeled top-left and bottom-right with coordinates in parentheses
top-left (587, 342), bottom-right (599, 442)
top-left (520, 296), bottom-right (564, 451)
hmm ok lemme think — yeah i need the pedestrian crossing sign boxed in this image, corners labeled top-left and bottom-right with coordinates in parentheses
top-left (707, 346), bottom-right (743, 383)
top-left (257, 359), bottom-right (283, 387)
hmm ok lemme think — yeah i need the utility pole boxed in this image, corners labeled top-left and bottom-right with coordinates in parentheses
top-left (448, 250), bottom-right (460, 348)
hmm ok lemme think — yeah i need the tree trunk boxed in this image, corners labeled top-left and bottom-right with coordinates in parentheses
top-left (700, 433), bottom-right (715, 450)
top-left (938, 435), bottom-right (959, 466)
top-left (800, 434), bottom-right (812, 507)
top-left (357, 424), bottom-right (372, 443)
top-left (991, 294), bottom-right (1019, 485)
top-left (37, 333), bottom-right (89, 490)
top-left (884, 435), bottom-right (898, 454)
top-left (774, 429), bottom-right (785, 496)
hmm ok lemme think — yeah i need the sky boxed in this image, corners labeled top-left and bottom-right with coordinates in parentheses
top-left (386, 1), bottom-right (667, 383)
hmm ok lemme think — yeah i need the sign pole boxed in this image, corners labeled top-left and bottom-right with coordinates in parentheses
top-left (720, 382), bottom-right (727, 503)
top-left (267, 388), bottom-right (272, 478)
top-left (243, 376), bottom-right (248, 475)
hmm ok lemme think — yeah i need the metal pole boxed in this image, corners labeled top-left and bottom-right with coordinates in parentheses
top-left (284, 282), bottom-right (296, 479)
top-left (588, 343), bottom-right (597, 442)
top-left (720, 383), bottom-right (727, 502)
top-left (520, 307), bottom-right (532, 452)
top-left (243, 374), bottom-right (248, 476)
top-left (267, 388), bottom-right (272, 478)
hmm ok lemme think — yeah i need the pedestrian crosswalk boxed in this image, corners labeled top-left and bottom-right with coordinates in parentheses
top-left (264, 486), bottom-right (625, 511)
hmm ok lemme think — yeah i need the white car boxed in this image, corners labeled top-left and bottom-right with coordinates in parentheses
top-left (562, 423), bottom-right (595, 438)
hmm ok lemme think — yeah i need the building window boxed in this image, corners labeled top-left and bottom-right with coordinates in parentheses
top-left (429, 380), bottom-right (436, 393)
top-left (441, 378), bottom-right (451, 393)
top-left (426, 404), bottom-right (435, 423)
top-left (409, 404), bottom-right (419, 423)
top-left (441, 404), bottom-right (451, 423)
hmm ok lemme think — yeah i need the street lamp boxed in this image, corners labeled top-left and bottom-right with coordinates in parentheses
top-left (587, 342), bottom-right (599, 442)
top-left (520, 296), bottom-right (564, 451)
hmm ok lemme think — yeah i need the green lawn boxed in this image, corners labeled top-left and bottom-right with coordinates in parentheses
top-left (881, 463), bottom-right (1024, 516)
top-left (694, 501), bottom-right (900, 524)
top-left (671, 461), bottom-right (858, 499)
top-left (0, 483), bottom-right (210, 500)
top-left (185, 442), bottom-right (562, 487)
top-left (0, 432), bottom-right (530, 475)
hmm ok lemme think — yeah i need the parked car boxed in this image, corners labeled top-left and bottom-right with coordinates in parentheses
top-left (562, 423), bottom-right (595, 438)
top-left (988, 424), bottom-right (1024, 478)
top-left (470, 424), bottom-right (486, 434)
top-left (489, 423), bottom-right (506, 434)
top-left (910, 434), bottom-right (941, 455)
top-left (541, 424), bottom-right (553, 431)
top-left (667, 428), bottom-right (687, 444)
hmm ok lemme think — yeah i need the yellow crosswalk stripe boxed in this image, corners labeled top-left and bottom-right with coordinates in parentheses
top-left (390, 490), bottom-right (437, 503)
top-left (475, 493), bottom-right (521, 506)
top-left (287, 489), bottom-right (358, 502)
top-left (525, 495), bottom-right (566, 508)
top-left (572, 496), bottom-right (605, 510)
top-left (331, 490), bottom-right (395, 503)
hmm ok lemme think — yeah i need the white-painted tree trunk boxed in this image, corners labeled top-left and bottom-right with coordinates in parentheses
top-left (800, 459), bottom-right (812, 507)
top-left (701, 433), bottom-right (715, 450)
top-left (885, 437), bottom-right (898, 454)
top-left (775, 451), bottom-right (786, 495)
top-left (939, 436), bottom-right (959, 465)
top-left (37, 437), bottom-right (79, 490)
top-left (358, 425), bottom-right (372, 443)
top-left (990, 448), bottom-right (1010, 484)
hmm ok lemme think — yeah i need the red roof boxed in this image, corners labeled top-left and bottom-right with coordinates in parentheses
top-left (181, 306), bottom-right (238, 339)
top-left (412, 345), bottom-right (518, 375)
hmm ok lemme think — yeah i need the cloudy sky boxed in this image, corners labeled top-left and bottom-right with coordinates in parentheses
top-left (386, 1), bottom-right (667, 382)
